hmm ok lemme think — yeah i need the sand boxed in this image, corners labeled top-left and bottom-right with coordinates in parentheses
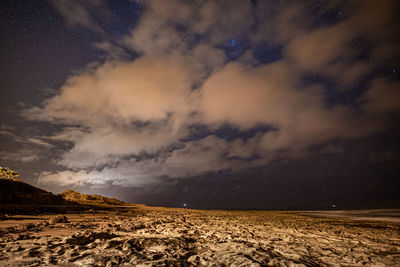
top-left (0, 206), bottom-right (399, 266)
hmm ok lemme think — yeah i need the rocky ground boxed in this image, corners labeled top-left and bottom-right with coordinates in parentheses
top-left (0, 207), bottom-right (400, 266)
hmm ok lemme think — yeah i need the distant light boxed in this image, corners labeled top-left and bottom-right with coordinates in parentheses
top-left (331, 204), bottom-right (336, 208)
top-left (183, 203), bottom-right (187, 207)
top-left (393, 69), bottom-right (397, 73)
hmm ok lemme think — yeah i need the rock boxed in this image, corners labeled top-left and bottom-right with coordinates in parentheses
top-left (64, 231), bottom-right (117, 246)
top-left (10, 246), bottom-right (24, 252)
top-left (64, 248), bottom-right (79, 258)
top-left (26, 248), bottom-right (41, 258)
top-left (122, 241), bottom-right (132, 251)
top-left (102, 238), bottom-right (124, 250)
top-left (15, 223), bottom-right (35, 231)
top-left (106, 256), bottom-right (121, 267)
top-left (74, 255), bottom-right (96, 265)
top-left (16, 233), bottom-right (31, 240)
top-left (43, 255), bottom-right (57, 265)
top-left (49, 215), bottom-right (68, 224)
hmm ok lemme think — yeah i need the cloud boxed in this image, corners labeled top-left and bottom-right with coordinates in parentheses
top-left (285, 23), bottom-right (352, 73)
top-left (27, 138), bottom-right (53, 148)
top-left (42, 170), bottom-right (106, 187)
top-left (0, 129), bottom-right (26, 144)
top-left (32, 52), bottom-right (384, 186)
top-left (124, 0), bottom-right (253, 53)
top-left (95, 41), bottom-right (131, 61)
top-left (198, 60), bottom-right (379, 155)
top-left (192, 0), bottom-right (254, 44)
top-left (155, 135), bottom-right (239, 178)
top-left (0, 149), bottom-right (40, 163)
top-left (321, 144), bottom-right (345, 155)
top-left (26, 56), bottom-right (196, 125)
top-left (20, 155), bottom-right (40, 163)
top-left (55, 124), bottom-right (186, 169)
top-left (26, 0), bottom-right (400, 188)
top-left (0, 129), bottom-right (52, 147)
top-left (41, 135), bottom-right (243, 187)
top-left (198, 61), bottom-right (300, 128)
top-left (51, 0), bottom-right (110, 33)
top-left (362, 79), bottom-right (400, 114)
top-left (24, 55), bottom-right (201, 169)
top-left (256, 0), bottom-right (398, 87)
top-left (0, 128), bottom-right (53, 166)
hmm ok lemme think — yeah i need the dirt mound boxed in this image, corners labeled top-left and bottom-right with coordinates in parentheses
top-left (0, 179), bottom-right (69, 205)
top-left (60, 190), bottom-right (124, 205)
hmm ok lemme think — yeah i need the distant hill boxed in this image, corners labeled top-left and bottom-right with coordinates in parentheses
top-left (0, 178), bottom-right (69, 205)
top-left (59, 189), bottom-right (125, 205)
top-left (0, 176), bottom-right (127, 215)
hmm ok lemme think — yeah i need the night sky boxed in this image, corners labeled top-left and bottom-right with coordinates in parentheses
top-left (1, 0), bottom-right (399, 210)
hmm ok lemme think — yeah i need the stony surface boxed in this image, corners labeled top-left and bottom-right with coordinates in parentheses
top-left (0, 208), bottom-right (399, 266)
top-left (49, 214), bottom-right (69, 224)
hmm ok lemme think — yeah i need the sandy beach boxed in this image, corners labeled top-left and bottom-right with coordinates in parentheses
top-left (1, 206), bottom-right (399, 266)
